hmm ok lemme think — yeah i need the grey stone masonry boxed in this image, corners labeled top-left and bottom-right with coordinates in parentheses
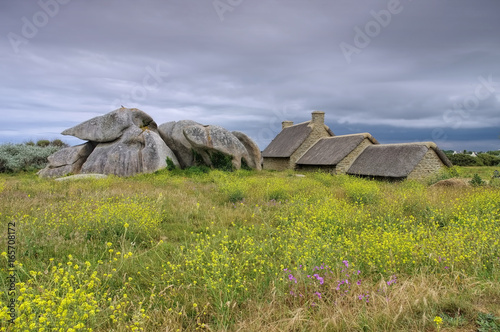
top-left (408, 149), bottom-right (446, 179)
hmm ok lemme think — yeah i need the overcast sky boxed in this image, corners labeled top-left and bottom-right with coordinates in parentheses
top-left (1, 0), bottom-right (499, 151)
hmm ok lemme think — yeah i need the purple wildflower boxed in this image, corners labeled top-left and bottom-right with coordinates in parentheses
top-left (313, 274), bottom-right (324, 284)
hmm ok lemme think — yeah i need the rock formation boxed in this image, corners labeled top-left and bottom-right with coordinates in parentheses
top-left (159, 121), bottom-right (262, 170)
top-left (158, 120), bottom-right (202, 168)
top-left (39, 108), bottom-right (262, 177)
top-left (232, 131), bottom-right (262, 170)
top-left (38, 142), bottom-right (94, 178)
top-left (39, 108), bottom-right (180, 177)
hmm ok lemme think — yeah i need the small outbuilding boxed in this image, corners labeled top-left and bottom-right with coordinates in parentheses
top-left (346, 142), bottom-right (452, 180)
top-left (262, 111), bottom-right (334, 170)
top-left (295, 133), bottom-right (379, 174)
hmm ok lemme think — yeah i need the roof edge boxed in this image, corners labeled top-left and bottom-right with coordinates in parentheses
top-left (367, 141), bottom-right (452, 167)
top-left (319, 132), bottom-right (378, 144)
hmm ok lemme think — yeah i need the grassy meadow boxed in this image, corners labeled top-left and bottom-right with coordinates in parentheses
top-left (1, 167), bottom-right (500, 331)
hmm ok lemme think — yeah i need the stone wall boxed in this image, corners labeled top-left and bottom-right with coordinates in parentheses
top-left (263, 157), bottom-right (290, 171)
top-left (289, 124), bottom-right (331, 168)
top-left (407, 149), bottom-right (446, 179)
top-left (336, 138), bottom-right (373, 174)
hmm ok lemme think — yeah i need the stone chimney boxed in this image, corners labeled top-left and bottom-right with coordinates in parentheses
top-left (311, 111), bottom-right (325, 126)
top-left (282, 121), bottom-right (294, 129)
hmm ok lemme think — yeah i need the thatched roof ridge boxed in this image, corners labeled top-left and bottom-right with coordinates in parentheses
top-left (262, 122), bottom-right (312, 158)
top-left (338, 132), bottom-right (378, 144)
top-left (347, 142), bottom-right (451, 178)
top-left (296, 133), bottom-right (377, 166)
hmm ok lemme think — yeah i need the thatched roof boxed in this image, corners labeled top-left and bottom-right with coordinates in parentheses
top-left (347, 142), bottom-right (452, 178)
top-left (296, 133), bottom-right (378, 165)
top-left (262, 122), bottom-right (312, 158)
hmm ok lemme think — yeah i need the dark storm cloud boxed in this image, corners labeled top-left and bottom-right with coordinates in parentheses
top-left (1, 0), bottom-right (499, 150)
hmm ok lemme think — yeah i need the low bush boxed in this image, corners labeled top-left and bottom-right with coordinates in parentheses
top-left (448, 153), bottom-right (479, 166)
top-left (36, 139), bottom-right (51, 147)
top-left (166, 157), bottom-right (177, 171)
top-left (0, 143), bottom-right (60, 173)
top-left (469, 173), bottom-right (485, 187)
top-left (210, 151), bottom-right (234, 171)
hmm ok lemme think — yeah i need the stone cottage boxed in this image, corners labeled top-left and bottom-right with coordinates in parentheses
top-left (295, 133), bottom-right (379, 174)
top-left (262, 111), bottom-right (452, 179)
top-left (346, 142), bottom-right (452, 180)
top-left (262, 111), bottom-right (334, 170)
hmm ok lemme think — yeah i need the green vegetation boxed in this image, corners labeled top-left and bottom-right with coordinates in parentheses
top-left (446, 151), bottom-right (500, 167)
top-left (469, 173), bottom-right (485, 187)
top-left (165, 157), bottom-right (176, 171)
top-left (1, 168), bottom-right (499, 331)
top-left (457, 166), bottom-right (500, 179)
top-left (0, 140), bottom-right (69, 173)
top-left (209, 151), bottom-right (234, 171)
top-left (0, 141), bottom-right (67, 173)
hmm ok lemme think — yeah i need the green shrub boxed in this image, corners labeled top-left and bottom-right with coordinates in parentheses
top-left (191, 149), bottom-right (235, 172)
top-left (0, 143), bottom-right (60, 173)
top-left (166, 157), bottom-right (176, 171)
top-left (36, 139), bottom-right (51, 147)
top-left (50, 139), bottom-right (68, 147)
top-left (469, 174), bottom-right (485, 187)
top-left (210, 151), bottom-right (234, 171)
top-left (228, 189), bottom-right (245, 203)
top-left (448, 153), bottom-right (478, 166)
top-left (241, 158), bottom-right (252, 171)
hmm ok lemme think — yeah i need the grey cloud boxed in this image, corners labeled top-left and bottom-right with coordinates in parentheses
top-left (1, 0), bottom-right (499, 152)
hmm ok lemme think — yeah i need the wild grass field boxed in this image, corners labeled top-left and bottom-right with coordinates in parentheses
top-left (0, 168), bottom-right (499, 331)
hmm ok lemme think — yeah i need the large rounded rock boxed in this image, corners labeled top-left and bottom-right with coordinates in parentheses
top-left (158, 120), bottom-right (202, 168)
top-left (62, 108), bottom-right (156, 142)
top-left (41, 108), bottom-right (261, 177)
top-left (232, 131), bottom-right (262, 170)
top-left (184, 124), bottom-right (251, 170)
top-left (80, 126), bottom-right (179, 177)
top-left (158, 120), bottom-right (262, 170)
top-left (38, 142), bottom-right (94, 178)
top-left (41, 108), bottom-right (179, 178)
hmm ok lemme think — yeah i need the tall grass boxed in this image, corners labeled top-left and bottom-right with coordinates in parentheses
top-left (0, 170), bottom-right (499, 331)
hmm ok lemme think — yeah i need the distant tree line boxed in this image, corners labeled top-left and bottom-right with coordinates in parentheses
top-left (444, 150), bottom-right (500, 167)
top-left (0, 139), bottom-right (68, 173)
